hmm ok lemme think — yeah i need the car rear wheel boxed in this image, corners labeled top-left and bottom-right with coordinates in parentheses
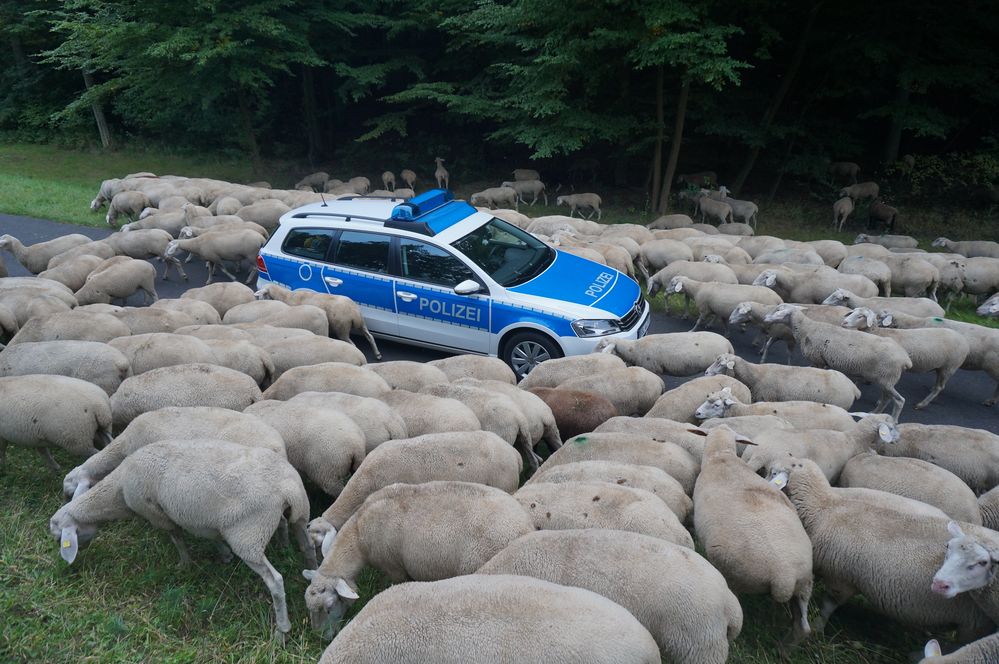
top-left (502, 331), bottom-right (563, 380)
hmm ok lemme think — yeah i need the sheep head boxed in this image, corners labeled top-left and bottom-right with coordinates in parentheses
top-left (667, 276), bottom-right (687, 294)
top-left (62, 466), bottom-right (93, 502)
top-left (752, 270), bottom-right (779, 288)
top-left (49, 503), bottom-right (99, 565)
top-left (930, 522), bottom-right (999, 599)
top-left (841, 307), bottom-right (876, 329)
top-left (0, 234), bottom-right (12, 251)
top-left (762, 303), bottom-right (798, 325)
top-left (728, 302), bottom-right (755, 327)
top-left (853, 234), bottom-right (870, 245)
top-left (931, 237), bottom-right (949, 248)
top-left (704, 353), bottom-right (736, 377)
top-left (593, 339), bottom-right (616, 355)
top-left (164, 240), bottom-right (182, 259)
top-left (977, 297), bottom-right (999, 318)
top-left (821, 289), bottom-right (851, 306)
top-left (694, 387), bottom-right (736, 420)
top-left (302, 569), bottom-right (359, 640)
top-left (307, 516), bottom-right (336, 553)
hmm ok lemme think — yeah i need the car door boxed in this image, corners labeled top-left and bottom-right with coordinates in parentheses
top-left (393, 237), bottom-right (491, 353)
top-left (323, 230), bottom-right (398, 336)
top-left (268, 226), bottom-right (336, 292)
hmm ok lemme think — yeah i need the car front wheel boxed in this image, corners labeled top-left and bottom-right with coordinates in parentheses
top-left (502, 331), bottom-right (563, 380)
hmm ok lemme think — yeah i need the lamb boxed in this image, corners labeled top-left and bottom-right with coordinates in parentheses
top-left (62, 407), bottom-right (286, 499)
top-left (49, 440), bottom-right (316, 637)
top-left (838, 255), bottom-right (892, 296)
top-left (932, 237), bottom-right (999, 259)
top-left (541, 432), bottom-right (699, 494)
top-left (839, 452), bottom-right (981, 524)
top-left (380, 171), bottom-right (395, 190)
top-left (500, 179), bottom-right (546, 206)
top-left (38, 254), bottom-right (106, 290)
top-left (556, 193), bottom-right (602, 221)
top-left (833, 196), bottom-right (855, 231)
top-left (822, 287), bottom-right (944, 317)
top-left (428, 354), bottom-right (515, 383)
top-left (107, 332), bottom-right (217, 375)
top-left (842, 307), bottom-right (969, 409)
top-left (761, 305), bottom-right (908, 421)
top-left (304, 481), bottom-right (534, 637)
top-left (288, 392), bottom-right (407, 453)
top-left (696, 196), bottom-right (734, 225)
top-left (669, 276), bottom-right (783, 335)
top-left (875, 309), bottom-right (999, 406)
top-left (867, 199), bottom-right (899, 232)
top-left (0, 340), bottom-right (130, 395)
top-left (705, 352), bottom-right (860, 409)
top-left (829, 161), bottom-right (860, 183)
top-left (6, 310), bottom-right (131, 346)
top-left (149, 297), bottom-right (222, 325)
top-left (0, 375), bottom-right (112, 473)
top-left (110, 363), bottom-right (262, 430)
top-left (0, 233), bottom-right (93, 274)
top-left (307, 431), bottom-right (522, 553)
top-left (75, 256), bottom-right (158, 305)
top-left (260, 362), bottom-right (389, 401)
top-left (553, 366), bottom-right (660, 417)
top-left (515, 481), bottom-right (694, 547)
top-left (695, 386), bottom-right (856, 431)
top-left (693, 426), bottom-right (813, 648)
top-left (400, 168), bottom-right (416, 189)
top-left (779, 457), bottom-right (993, 639)
top-left (105, 191), bottom-right (151, 227)
top-left (255, 283), bottom-right (381, 359)
top-left (839, 181), bottom-right (880, 202)
top-left (317, 574), bottom-right (660, 664)
top-left (854, 233), bottom-right (918, 250)
top-left (165, 229), bottom-right (265, 284)
top-left (644, 374), bottom-right (752, 423)
top-left (878, 423), bottom-right (999, 493)
top-left (527, 460), bottom-right (691, 523)
top-left (434, 157), bottom-right (449, 189)
top-left (378, 389), bottom-right (480, 437)
top-left (242, 401), bottom-right (365, 497)
top-left (478, 529), bottom-right (741, 664)
top-left (526, 387), bottom-right (618, 438)
top-left (468, 186), bottom-right (520, 210)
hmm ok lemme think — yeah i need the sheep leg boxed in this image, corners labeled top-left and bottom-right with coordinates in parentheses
top-left (541, 421), bottom-right (562, 452)
top-left (168, 530), bottom-right (193, 568)
top-left (215, 262), bottom-right (240, 283)
top-left (915, 368), bottom-right (956, 410)
top-left (782, 585), bottom-right (813, 652)
top-left (887, 386), bottom-right (906, 420)
top-left (205, 261), bottom-right (215, 285)
top-left (813, 579), bottom-right (857, 634)
top-left (983, 379), bottom-right (998, 407)
top-left (242, 555), bottom-right (292, 636)
top-left (274, 516), bottom-right (290, 548)
top-left (688, 313), bottom-right (706, 333)
top-left (292, 519), bottom-right (318, 570)
top-left (38, 447), bottom-right (61, 473)
top-left (358, 323), bottom-right (382, 360)
top-left (760, 337), bottom-right (775, 362)
top-left (216, 541), bottom-right (234, 564)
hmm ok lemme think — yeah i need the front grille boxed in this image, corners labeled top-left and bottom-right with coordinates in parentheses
top-left (618, 298), bottom-right (646, 330)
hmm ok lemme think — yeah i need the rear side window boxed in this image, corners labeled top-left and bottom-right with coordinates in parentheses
top-left (399, 238), bottom-right (475, 286)
top-left (334, 231), bottom-right (391, 274)
top-left (283, 228), bottom-right (334, 261)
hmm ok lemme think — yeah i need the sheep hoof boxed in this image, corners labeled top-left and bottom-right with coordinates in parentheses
top-left (273, 628), bottom-right (288, 645)
top-left (984, 399), bottom-right (997, 407)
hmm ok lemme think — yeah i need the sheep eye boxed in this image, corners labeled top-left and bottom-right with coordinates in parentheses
top-left (980, 561), bottom-right (990, 567)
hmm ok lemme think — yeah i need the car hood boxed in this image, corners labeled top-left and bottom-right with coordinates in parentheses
top-left (505, 250), bottom-right (640, 319)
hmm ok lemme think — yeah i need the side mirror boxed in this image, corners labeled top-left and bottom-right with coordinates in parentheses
top-left (454, 280), bottom-right (481, 295)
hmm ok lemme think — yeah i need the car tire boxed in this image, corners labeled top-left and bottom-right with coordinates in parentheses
top-left (502, 331), bottom-right (563, 381)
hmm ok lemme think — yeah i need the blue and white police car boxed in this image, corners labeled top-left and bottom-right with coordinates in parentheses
top-left (255, 189), bottom-right (650, 378)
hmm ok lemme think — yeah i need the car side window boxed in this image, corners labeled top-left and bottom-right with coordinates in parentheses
top-left (333, 231), bottom-right (391, 273)
top-left (283, 228), bottom-right (334, 261)
top-left (399, 238), bottom-right (476, 287)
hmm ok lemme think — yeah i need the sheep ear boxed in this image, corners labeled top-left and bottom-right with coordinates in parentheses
top-left (724, 359), bottom-right (735, 370)
top-left (849, 411), bottom-right (869, 420)
top-left (685, 427), bottom-right (708, 437)
top-left (72, 480), bottom-right (90, 500)
top-left (599, 343), bottom-right (615, 354)
top-left (60, 526), bottom-right (79, 564)
top-left (302, 569), bottom-right (317, 581)
top-left (733, 432), bottom-right (756, 446)
top-left (924, 639), bottom-right (942, 657)
top-left (335, 578), bottom-right (359, 600)
top-left (864, 310), bottom-right (876, 328)
top-left (321, 528), bottom-right (337, 558)
top-left (947, 521), bottom-right (965, 539)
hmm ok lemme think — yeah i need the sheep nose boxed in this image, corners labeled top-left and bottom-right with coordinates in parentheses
top-left (930, 579), bottom-right (951, 595)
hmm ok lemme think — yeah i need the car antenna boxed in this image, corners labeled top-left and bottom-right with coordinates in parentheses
top-left (319, 191), bottom-right (328, 207)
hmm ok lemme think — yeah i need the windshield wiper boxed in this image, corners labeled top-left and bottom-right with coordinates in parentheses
top-left (505, 247), bottom-right (554, 286)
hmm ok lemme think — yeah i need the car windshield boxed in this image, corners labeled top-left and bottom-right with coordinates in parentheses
top-left (452, 218), bottom-right (554, 287)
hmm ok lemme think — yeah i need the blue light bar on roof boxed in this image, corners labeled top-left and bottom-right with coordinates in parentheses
top-left (390, 189), bottom-right (453, 221)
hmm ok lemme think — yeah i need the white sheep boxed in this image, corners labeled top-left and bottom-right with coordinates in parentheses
top-left (557, 366), bottom-right (664, 416)
top-left (75, 256), bottom-right (158, 305)
top-left (832, 197), bottom-right (855, 231)
top-left (149, 297), bottom-right (222, 325)
top-left (105, 191), bottom-right (151, 227)
top-left (962, 257), bottom-right (999, 298)
top-left (705, 352), bottom-right (860, 409)
top-left (261, 362), bottom-right (390, 400)
top-left (470, 186), bottom-right (519, 210)
top-left (878, 423), bottom-right (999, 493)
top-left (978, 292), bottom-right (999, 317)
top-left (644, 374), bottom-right (752, 423)
top-left (696, 196), bottom-right (734, 225)
top-left (669, 276), bottom-right (783, 335)
top-left (693, 426), bottom-right (813, 649)
top-left (400, 168), bottom-right (417, 189)
top-left (107, 332), bottom-right (217, 375)
top-left (824, 288), bottom-right (945, 317)
top-left (854, 233), bottom-right (918, 249)
top-left (932, 237), bottom-right (999, 259)
top-left (317, 574), bottom-right (661, 663)
top-left (0, 233), bottom-right (94, 274)
top-left (0, 340), bottom-right (131, 395)
top-left (181, 281), bottom-right (256, 317)
top-left (37, 254), bottom-right (106, 291)
top-left (594, 332), bottom-right (732, 377)
top-left (839, 181), bottom-right (880, 202)
top-left (49, 439), bottom-right (316, 637)
top-left (500, 179), bottom-right (547, 206)
top-left (433, 157), bottom-right (449, 189)
top-left (366, 360), bottom-right (448, 391)
top-left (380, 170), bottom-right (395, 190)
top-left (165, 229), bottom-right (265, 284)
top-left (753, 265), bottom-right (878, 303)
top-left (695, 386), bottom-right (856, 431)
top-left (837, 255), bottom-right (892, 296)
top-left (920, 633), bottom-right (999, 662)
top-left (377, 389), bottom-right (480, 437)
top-left (262, 336), bottom-right (365, 380)
top-left (556, 193), bottom-right (602, 221)
top-left (5, 309), bottom-right (131, 346)
top-left (287, 391), bottom-right (406, 452)
top-left (303, 481), bottom-right (533, 638)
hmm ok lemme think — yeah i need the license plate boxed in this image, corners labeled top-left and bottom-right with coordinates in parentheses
top-left (638, 315), bottom-right (651, 338)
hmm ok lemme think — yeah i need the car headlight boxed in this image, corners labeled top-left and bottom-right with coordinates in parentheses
top-left (571, 319), bottom-right (621, 337)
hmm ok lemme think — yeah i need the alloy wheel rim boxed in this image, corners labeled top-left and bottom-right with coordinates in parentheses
top-left (511, 341), bottom-right (551, 377)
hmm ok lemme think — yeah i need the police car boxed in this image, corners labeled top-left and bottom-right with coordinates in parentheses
top-left (255, 189), bottom-right (650, 378)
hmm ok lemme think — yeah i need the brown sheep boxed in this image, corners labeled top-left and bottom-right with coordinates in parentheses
top-left (527, 387), bottom-right (618, 439)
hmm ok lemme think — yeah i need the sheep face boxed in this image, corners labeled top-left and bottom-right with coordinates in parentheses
top-left (593, 339), bottom-right (616, 354)
top-left (977, 297), bottom-right (999, 318)
top-left (853, 234), bottom-right (870, 245)
top-left (728, 303), bottom-right (754, 326)
top-left (693, 388), bottom-right (735, 420)
top-left (841, 308), bottom-right (876, 329)
top-left (930, 522), bottom-right (998, 599)
top-left (821, 289), bottom-right (851, 306)
top-left (931, 238), bottom-right (949, 248)
top-left (704, 354), bottom-right (736, 376)
top-left (49, 506), bottom-right (99, 564)
top-left (307, 516), bottom-right (335, 551)
top-left (0, 235), bottom-right (11, 251)
top-left (302, 570), bottom-right (359, 640)
top-left (164, 241), bottom-right (182, 259)
top-left (751, 270), bottom-right (779, 288)
top-left (90, 196), bottom-right (104, 211)
top-left (762, 303), bottom-right (796, 325)
top-left (555, 196), bottom-right (566, 206)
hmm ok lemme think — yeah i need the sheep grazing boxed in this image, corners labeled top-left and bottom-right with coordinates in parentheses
top-left (705, 352), bottom-right (860, 409)
top-left (0, 233), bottom-right (93, 274)
top-left (49, 439), bottom-right (316, 637)
top-left (454, 377), bottom-right (562, 453)
top-left (296, 171), bottom-right (330, 192)
top-left (556, 193), bottom-right (602, 221)
top-left (378, 390), bottom-right (479, 437)
top-left (0, 340), bottom-right (131, 395)
top-left (108, 332), bottom-right (216, 375)
top-left (867, 199), bottom-right (899, 232)
top-left (839, 181), bottom-right (880, 202)
top-left (696, 196), bottom-right (734, 225)
top-left (480, 529), bottom-right (741, 664)
top-left (165, 229), bottom-right (265, 285)
top-left (526, 387), bottom-right (618, 438)
top-left (317, 574), bottom-right (660, 664)
top-left (514, 481), bottom-right (693, 548)
top-left (499, 179), bottom-right (547, 206)
top-left (380, 170), bottom-right (395, 191)
top-left (842, 307), bottom-right (969, 409)
top-left (434, 157), bottom-right (449, 189)
top-left (106, 191), bottom-right (151, 227)
top-left (594, 332), bottom-right (733, 377)
top-left (469, 186), bottom-right (519, 211)
top-left (75, 256), bottom-right (158, 305)
top-left (150, 297), bottom-right (221, 325)
top-left (288, 392), bottom-right (407, 453)
top-left (400, 168), bottom-right (416, 189)
top-left (262, 362), bottom-right (389, 400)
top-left (303, 481), bottom-right (533, 638)
top-left (780, 457), bottom-right (992, 639)
top-left (0, 375), bottom-right (112, 473)
top-left (306, 431), bottom-right (522, 554)
top-left (764, 304), bottom-right (912, 419)
top-left (255, 283), bottom-right (381, 359)
top-left (829, 161), bottom-right (860, 183)
top-left (932, 237), bottom-right (999, 259)
top-left (693, 426), bottom-right (813, 649)
top-left (263, 337), bottom-right (365, 380)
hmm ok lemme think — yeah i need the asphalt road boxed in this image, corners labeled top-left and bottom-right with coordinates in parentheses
top-left (2, 212), bottom-right (996, 433)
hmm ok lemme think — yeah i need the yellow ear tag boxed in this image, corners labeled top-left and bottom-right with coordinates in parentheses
top-left (62, 540), bottom-right (72, 548)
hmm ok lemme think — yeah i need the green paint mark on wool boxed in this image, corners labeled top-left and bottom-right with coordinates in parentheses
top-left (573, 436), bottom-right (589, 445)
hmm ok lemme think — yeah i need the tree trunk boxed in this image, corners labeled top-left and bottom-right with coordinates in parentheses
top-left (302, 65), bottom-right (323, 166)
top-left (81, 71), bottom-right (112, 149)
top-left (237, 93), bottom-right (263, 174)
top-left (10, 36), bottom-right (28, 79)
top-left (657, 80), bottom-right (690, 214)
top-left (883, 31), bottom-right (922, 165)
top-left (730, 1), bottom-right (823, 196)
top-left (650, 66), bottom-right (665, 208)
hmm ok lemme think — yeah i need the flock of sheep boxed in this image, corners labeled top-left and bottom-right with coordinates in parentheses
top-left (2, 166), bottom-right (999, 663)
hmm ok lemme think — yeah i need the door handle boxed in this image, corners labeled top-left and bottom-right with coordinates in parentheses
top-left (324, 277), bottom-right (343, 288)
top-left (397, 291), bottom-right (417, 302)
